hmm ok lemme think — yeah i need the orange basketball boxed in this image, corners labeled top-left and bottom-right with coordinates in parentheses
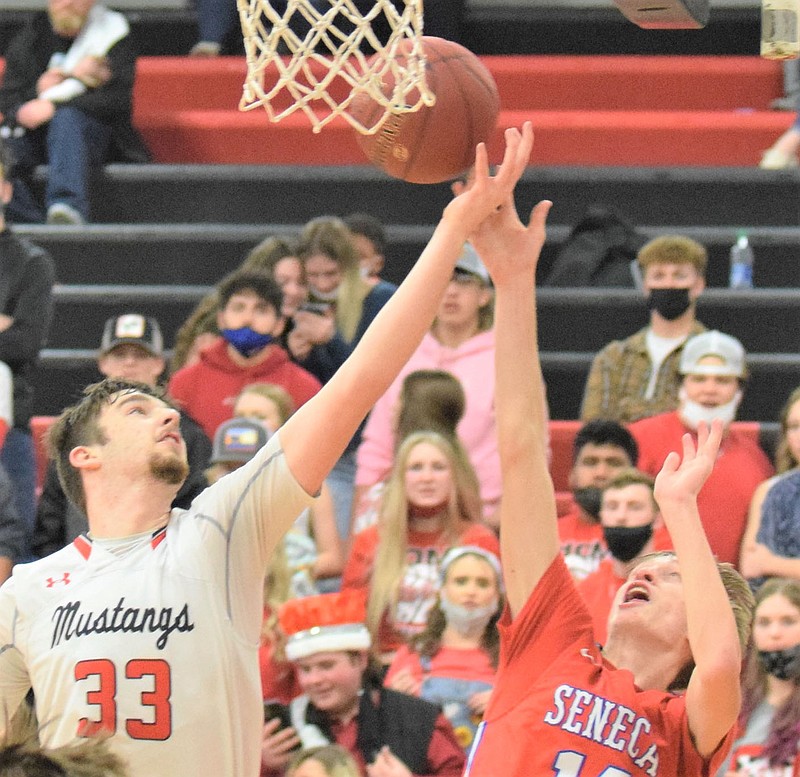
top-left (351, 37), bottom-right (501, 185)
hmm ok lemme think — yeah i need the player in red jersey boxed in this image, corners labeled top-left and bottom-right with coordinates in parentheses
top-left (0, 127), bottom-right (540, 777)
top-left (462, 146), bottom-right (755, 777)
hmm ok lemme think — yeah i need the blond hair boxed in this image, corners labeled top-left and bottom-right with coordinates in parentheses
top-left (366, 431), bottom-right (482, 642)
top-left (637, 235), bottom-right (708, 276)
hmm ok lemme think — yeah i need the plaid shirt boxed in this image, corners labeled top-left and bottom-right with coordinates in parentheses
top-left (580, 321), bottom-right (706, 424)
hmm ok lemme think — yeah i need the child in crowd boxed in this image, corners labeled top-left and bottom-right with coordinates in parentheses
top-left (385, 546), bottom-right (501, 753)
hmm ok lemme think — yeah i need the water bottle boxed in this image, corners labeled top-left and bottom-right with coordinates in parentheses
top-left (761, 0), bottom-right (800, 59)
top-left (729, 232), bottom-right (755, 289)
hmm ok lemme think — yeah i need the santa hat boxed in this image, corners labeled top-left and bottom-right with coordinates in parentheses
top-left (279, 590), bottom-right (371, 661)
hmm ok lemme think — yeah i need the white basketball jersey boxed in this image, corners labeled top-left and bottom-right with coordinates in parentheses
top-left (0, 434), bottom-right (313, 777)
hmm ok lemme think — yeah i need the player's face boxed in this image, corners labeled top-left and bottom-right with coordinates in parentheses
top-left (753, 593), bottom-right (800, 652)
top-left (785, 399), bottom-right (800, 464)
top-left (98, 344), bottom-right (165, 387)
top-left (272, 256), bottom-right (307, 318)
top-left (609, 555), bottom-right (690, 656)
top-left (442, 555), bottom-right (499, 609)
top-left (233, 392), bottom-right (283, 434)
top-left (404, 441), bottom-right (453, 511)
top-left (352, 233), bottom-right (384, 279)
top-left (304, 254), bottom-right (342, 296)
top-left (95, 391), bottom-right (188, 485)
top-left (217, 290), bottom-right (281, 336)
top-left (570, 443), bottom-right (632, 490)
top-left (436, 272), bottom-right (492, 330)
top-left (295, 651), bottom-right (366, 718)
top-left (642, 262), bottom-right (704, 300)
top-left (600, 484), bottom-right (658, 529)
top-left (681, 357), bottom-right (739, 407)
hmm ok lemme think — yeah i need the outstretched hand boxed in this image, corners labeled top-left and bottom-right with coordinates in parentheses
top-left (451, 122), bottom-right (551, 286)
top-left (444, 123), bottom-right (536, 238)
top-left (653, 419), bottom-right (722, 507)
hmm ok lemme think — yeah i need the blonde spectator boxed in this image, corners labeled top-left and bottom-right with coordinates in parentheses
top-left (342, 431), bottom-right (499, 664)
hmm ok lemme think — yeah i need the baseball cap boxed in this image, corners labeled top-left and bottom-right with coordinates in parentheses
top-left (280, 590), bottom-right (371, 661)
top-left (100, 314), bottom-right (163, 357)
top-left (455, 242), bottom-right (490, 285)
top-left (679, 330), bottom-right (746, 378)
top-left (210, 417), bottom-right (269, 465)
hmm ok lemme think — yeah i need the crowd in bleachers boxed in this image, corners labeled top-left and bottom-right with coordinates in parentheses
top-left (3, 1), bottom-right (800, 775)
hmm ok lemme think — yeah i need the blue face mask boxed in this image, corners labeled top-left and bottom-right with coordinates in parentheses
top-left (221, 327), bottom-right (274, 358)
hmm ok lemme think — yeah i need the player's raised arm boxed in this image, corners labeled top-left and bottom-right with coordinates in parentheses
top-left (280, 126), bottom-right (534, 504)
top-left (654, 421), bottom-right (749, 757)
top-left (468, 136), bottom-right (553, 618)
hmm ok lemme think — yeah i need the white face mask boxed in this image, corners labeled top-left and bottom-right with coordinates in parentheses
top-left (678, 387), bottom-right (742, 430)
top-left (439, 591), bottom-right (499, 636)
top-left (308, 285), bottom-right (339, 303)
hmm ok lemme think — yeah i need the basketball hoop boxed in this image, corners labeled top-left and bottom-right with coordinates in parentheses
top-left (237, 0), bottom-right (436, 133)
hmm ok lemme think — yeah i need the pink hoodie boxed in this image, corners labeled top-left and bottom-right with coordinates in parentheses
top-left (356, 329), bottom-right (501, 513)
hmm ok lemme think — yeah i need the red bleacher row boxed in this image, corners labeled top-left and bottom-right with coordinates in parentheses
top-left (29, 416), bottom-right (767, 515)
top-left (1, 56), bottom-right (791, 166)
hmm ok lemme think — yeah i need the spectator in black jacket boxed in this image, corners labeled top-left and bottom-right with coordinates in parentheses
top-left (0, 139), bottom-right (55, 566)
top-left (32, 314), bottom-right (212, 558)
top-left (0, 0), bottom-right (149, 225)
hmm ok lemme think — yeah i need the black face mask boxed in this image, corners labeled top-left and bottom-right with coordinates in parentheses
top-left (646, 288), bottom-right (691, 321)
top-left (573, 487), bottom-right (602, 521)
top-left (758, 644), bottom-right (800, 680)
top-left (603, 524), bottom-right (654, 563)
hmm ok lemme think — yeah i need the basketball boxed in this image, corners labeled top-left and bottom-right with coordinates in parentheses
top-left (351, 37), bottom-right (501, 185)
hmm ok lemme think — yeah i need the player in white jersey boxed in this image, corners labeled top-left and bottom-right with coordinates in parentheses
top-left (0, 124), bottom-right (537, 777)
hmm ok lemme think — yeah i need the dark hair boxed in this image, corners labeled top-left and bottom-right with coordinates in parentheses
top-left (395, 370), bottom-right (465, 448)
top-left (48, 380), bottom-right (169, 512)
top-left (217, 269), bottom-right (283, 314)
top-left (344, 213), bottom-right (387, 257)
top-left (573, 419), bottom-right (638, 465)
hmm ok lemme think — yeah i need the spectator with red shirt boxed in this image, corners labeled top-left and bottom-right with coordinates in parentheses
top-left (629, 330), bottom-right (773, 567)
top-left (557, 420), bottom-right (638, 581)
top-left (342, 431), bottom-right (499, 665)
top-left (168, 269), bottom-right (321, 440)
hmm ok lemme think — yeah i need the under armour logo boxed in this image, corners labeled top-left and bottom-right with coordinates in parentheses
top-left (46, 573), bottom-right (71, 587)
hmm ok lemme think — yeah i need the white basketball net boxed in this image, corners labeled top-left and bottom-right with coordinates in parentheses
top-left (236, 0), bottom-right (435, 133)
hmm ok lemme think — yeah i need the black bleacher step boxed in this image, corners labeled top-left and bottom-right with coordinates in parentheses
top-left (0, 6), bottom-right (760, 57)
top-left (44, 285), bottom-right (800, 356)
top-left (32, 348), bottom-right (800, 422)
top-left (21, 222), bottom-right (800, 288)
top-left (20, 165), bottom-right (800, 230)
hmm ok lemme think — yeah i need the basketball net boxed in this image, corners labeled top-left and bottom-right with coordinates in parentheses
top-left (237, 0), bottom-right (436, 133)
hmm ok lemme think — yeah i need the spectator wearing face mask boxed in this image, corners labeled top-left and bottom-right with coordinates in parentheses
top-left (556, 420), bottom-right (639, 582)
top-left (715, 577), bottom-right (800, 776)
top-left (577, 469), bottom-right (672, 644)
top-left (629, 330), bottom-right (773, 567)
top-left (580, 235), bottom-right (708, 425)
top-left (168, 269), bottom-right (322, 441)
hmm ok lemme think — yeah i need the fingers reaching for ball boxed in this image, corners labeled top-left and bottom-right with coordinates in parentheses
top-left (445, 122), bottom-right (534, 234)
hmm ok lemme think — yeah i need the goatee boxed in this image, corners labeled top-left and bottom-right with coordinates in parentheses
top-left (149, 452), bottom-right (189, 486)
